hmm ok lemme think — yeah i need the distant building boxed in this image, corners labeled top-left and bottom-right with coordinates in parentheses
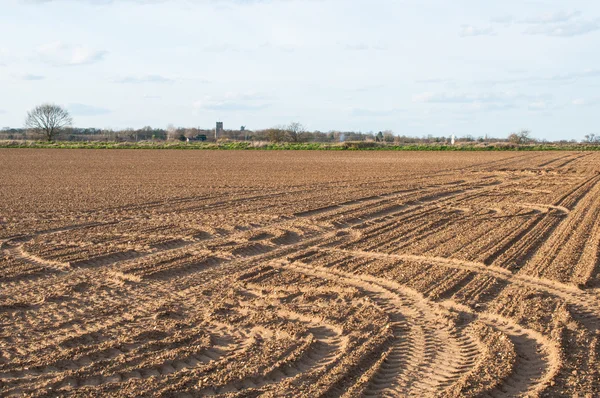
top-left (214, 122), bottom-right (224, 141)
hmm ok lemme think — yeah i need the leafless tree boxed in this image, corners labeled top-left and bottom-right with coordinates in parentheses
top-left (286, 122), bottom-right (306, 142)
top-left (508, 129), bottom-right (531, 144)
top-left (25, 103), bottom-right (73, 142)
top-left (584, 133), bottom-right (599, 143)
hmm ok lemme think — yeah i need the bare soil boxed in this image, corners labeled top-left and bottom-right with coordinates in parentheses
top-left (1, 149), bottom-right (599, 397)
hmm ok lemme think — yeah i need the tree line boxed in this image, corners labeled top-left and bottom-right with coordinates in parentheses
top-left (3, 103), bottom-right (598, 144)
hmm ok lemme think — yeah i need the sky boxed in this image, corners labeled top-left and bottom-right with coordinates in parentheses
top-left (1, 0), bottom-right (600, 141)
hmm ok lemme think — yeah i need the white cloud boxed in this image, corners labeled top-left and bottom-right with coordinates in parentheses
top-left (572, 98), bottom-right (600, 106)
top-left (116, 75), bottom-right (175, 84)
top-left (36, 41), bottom-right (107, 66)
top-left (521, 11), bottom-right (582, 25)
top-left (416, 78), bottom-right (456, 84)
top-left (490, 15), bottom-right (514, 25)
top-left (424, 69), bottom-right (600, 87)
top-left (528, 100), bottom-right (549, 110)
top-left (200, 42), bottom-right (296, 53)
top-left (459, 25), bottom-right (495, 37)
top-left (344, 43), bottom-right (387, 51)
top-left (413, 91), bottom-right (555, 113)
top-left (193, 93), bottom-right (271, 112)
top-left (489, 10), bottom-right (600, 37)
top-left (15, 73), bottom-right (45, 81)
top-left (524, 19), bottom-right (600, 37)
top-left (413, 92), bottom-right (509, 104)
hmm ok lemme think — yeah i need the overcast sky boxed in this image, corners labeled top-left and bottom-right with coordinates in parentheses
top-left (1, 0), bottom-right (600, 141)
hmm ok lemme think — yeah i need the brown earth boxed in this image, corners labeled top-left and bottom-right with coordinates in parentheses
top-left (0, 149), bottom-right (599, 397)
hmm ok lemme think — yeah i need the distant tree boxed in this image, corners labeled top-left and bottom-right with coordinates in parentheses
top-left (518, 129), bottom-right (531, 143)
top-left (265, 128), bottom-right (286, 143)
top-left (584, 133), bottom-right (599, 143)
top-left (166, 124), bottom-right (178, 141)
top-left (286, 122), bottom-right (306, 142)
top-left (383, 130), bottom-right (395, 143)
top-left (375, 131), bottom-right (384, 142)
top-left (345, 132), bottom-right (367, 142)
top-left (508, 129), bottom-right (531, 144)
top-left (184, 128), bottom-right (198, 139)
top-left (25, 103), bottom-right (72, 141)
top-left (311, 131), bottom-right (329, 142)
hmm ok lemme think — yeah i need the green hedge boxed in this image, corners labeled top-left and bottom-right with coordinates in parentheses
top-left (0, 140), bottom-right (599, 151)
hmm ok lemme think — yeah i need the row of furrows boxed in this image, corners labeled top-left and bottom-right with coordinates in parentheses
top-left (549, 152), bottom-right (593, 170)
top-left (1, 280), bottom-right (159, 363)
top-left (339, 192), bottom-right (577, 269)
top-left (535, 153), bottom-right (576, 168)
top-left (322, 247), bottom-right (600, 332)
top-left (521, 174), bottom-right (600, 286)
top-left (0, 323), bottom-right (247, 396)
top-left (329, 182), bottom-right (556, 262)
top-left (483, 212), bottom-right (563, 270)
top-left (263, 167), bottom-right (600, 335)
top-left (0, 218), bottom-right (319, 288)
top-left (295, 176), bottom-right (508, 229)
top-left (0, 222), bottom-right (370, 396)
top-left (2, 257), bottom-right (344, 396)
top-left (156, 172), bottom-right (484, 221)
top-left (0, 169), bottom-right (519, 289)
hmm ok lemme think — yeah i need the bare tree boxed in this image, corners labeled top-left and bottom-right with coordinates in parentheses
top-left (518, 129), bottom-right (531, 143)
top-left (584, 133), bottom-right (599, 143)
top-left (508, 129), bottom-right (531, 144)
top-left (286, 122), bottom-right (306, 142)
top-left (25, 103), bottom-right (73, 142)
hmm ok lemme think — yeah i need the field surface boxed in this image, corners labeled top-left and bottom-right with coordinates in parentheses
top-left (1, 149), bottom-right (599, 397)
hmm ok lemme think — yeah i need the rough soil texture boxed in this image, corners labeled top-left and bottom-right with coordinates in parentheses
top-left (1, 149), bottom-right (599, 397)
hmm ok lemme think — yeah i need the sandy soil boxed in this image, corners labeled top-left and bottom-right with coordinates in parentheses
top-left (0, 149), bottom-right (599, 397)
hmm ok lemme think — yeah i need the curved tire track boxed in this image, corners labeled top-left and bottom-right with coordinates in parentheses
top-left (278, 260), bottom-right (481, 396)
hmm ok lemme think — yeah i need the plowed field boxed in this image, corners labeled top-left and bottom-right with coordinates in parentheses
top-left (1, 149), bottom-right (599, 397)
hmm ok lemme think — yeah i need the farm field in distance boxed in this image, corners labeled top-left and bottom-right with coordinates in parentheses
top-left (1, 149), bottom-right (600, 397)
